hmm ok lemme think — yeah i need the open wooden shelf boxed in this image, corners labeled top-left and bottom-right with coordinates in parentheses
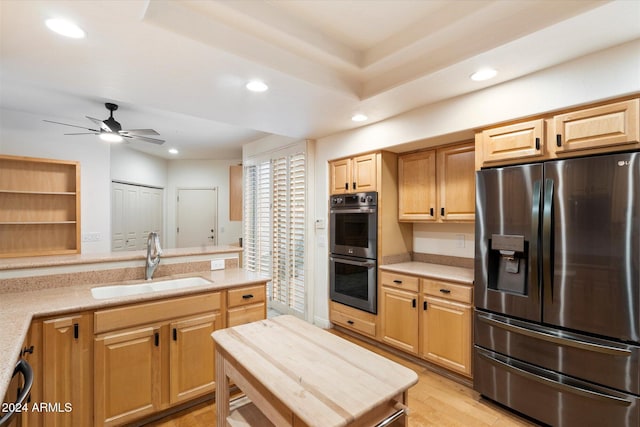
top-left (0, 155), bottom-right (80, 258)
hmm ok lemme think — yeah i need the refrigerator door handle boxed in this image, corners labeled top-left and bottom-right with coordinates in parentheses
top-left (542, 178), bottom-right (554, 301)
top-left (530, 180), bottom-right (542, 296)
top-left (477, 312), bottom-right (632, 356)
top-left (477, 349), bottom-right (633, 406)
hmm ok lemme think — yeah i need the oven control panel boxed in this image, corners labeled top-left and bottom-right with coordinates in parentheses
top-left (330, 192), bottom-right (377, 208)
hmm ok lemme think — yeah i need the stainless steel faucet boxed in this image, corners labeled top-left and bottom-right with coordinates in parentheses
top-left (145, 231), bottom-right (163, 280)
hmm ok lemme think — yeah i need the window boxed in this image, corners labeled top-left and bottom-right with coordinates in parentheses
top-left (243, 149), bottom-right (307, 316)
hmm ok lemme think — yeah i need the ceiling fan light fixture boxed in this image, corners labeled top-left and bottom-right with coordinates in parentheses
top-left (45, 18), bottom-right (86, 39)
top-left (246, 80), bottom-right (268, 92)
top-left (99, 132), bottom-right (124, 143)
top-left (470, 67), bottom-right (497, 81)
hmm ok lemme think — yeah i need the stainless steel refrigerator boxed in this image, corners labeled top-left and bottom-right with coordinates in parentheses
top-left (474, 151), bottom-right (640, 426)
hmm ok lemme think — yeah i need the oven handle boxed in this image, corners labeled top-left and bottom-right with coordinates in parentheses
top-left (330, 256), bottom-right (376, 268)
top-left (330, 207), bottom-right (377, 214)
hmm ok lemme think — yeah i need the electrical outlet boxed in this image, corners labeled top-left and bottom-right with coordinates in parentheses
top-left (210, 259), bottom-right (225, 270)
top-left (82, 232), bottom-right (102, 242)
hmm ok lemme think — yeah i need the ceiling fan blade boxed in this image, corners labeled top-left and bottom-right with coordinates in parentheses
top-left (127, 134), bottom-right (166, 145)
top-left (85, 116), bottom-right (103, 126)
top-left (120, 129), bottom-right (160, 136)
top-left (64, 132), bottom-right (99, 135)
top-left (43, 119), bottom-right (97, 131)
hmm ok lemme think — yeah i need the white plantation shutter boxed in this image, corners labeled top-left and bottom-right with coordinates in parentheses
top-left (243, 149), bottom-right (307, 316)
top-left (243, 161), bottom-right (272, 278)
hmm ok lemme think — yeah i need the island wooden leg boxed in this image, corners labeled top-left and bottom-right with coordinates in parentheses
top-left (215, 348), bottom-right (230, 426)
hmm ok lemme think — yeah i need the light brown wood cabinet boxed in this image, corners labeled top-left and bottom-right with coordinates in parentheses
top-left (398, 142), bottom-right (475, 222)
top-left (476, 97), bottom-right (640, 168)
top-left (478, 119), bottom-right (546, 166)
top-left (420, 279), bottom-right (472, 377)
top-left (329, 301), bottom-right (376, 338)
top-left (553, 98), bottom-right (639, 155)
top-left (380, 272), bottom-right (419, 354)
top-left (41, 313), bottom-right (93, 427)
top-left (329, 153), bottom-right (377, 194)
top-left (227, 284), bottom-right (266, 327)
top-left (93, 292), bottom-right (222, 427)
top-left (0, 155), bottom-right (80, 258)
top-left (94, 325), bottom-right (161, 427)
top-left (229, 165), bottom-right (243, 221)
top-left (377, 271), bottom-right (473, 378)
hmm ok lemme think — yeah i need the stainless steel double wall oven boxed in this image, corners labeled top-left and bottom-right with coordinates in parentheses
top-left (329, 192), bottom-right (378, 314)
top-left (474, 151), bottom-right (640, 426)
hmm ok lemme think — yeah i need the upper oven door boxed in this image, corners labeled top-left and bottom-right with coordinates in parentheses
top-left (330, 206), bottom-right (377, 259)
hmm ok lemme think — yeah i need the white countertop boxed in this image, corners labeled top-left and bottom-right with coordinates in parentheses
top-left (0, 268), bottom-right (268, 401)
top-left (379, 262), bottom-right (474, 284)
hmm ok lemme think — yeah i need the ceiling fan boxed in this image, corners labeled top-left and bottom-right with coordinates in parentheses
top-left (44, 102), bottom-right (165, 145)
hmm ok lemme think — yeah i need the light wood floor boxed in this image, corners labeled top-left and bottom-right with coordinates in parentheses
top-left (144, 329), bottom-right (539, 427)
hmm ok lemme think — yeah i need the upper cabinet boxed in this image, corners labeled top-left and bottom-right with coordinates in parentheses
top-left (0, 155), bottom-right (80, 257)
top-left (329, 153), bottom-right (377, 194)
top-left (476, 97), bottom-right (640, 168)
top-left (398, 142), bottom-right (475, 222)
top-left (553, 98), bottom-right (639, 155)
top-left (479, 119), bottom-right (546, 166)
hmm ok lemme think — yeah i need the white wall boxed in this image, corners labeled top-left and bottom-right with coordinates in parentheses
top-left (0, 109), bottom-right (111, 254)
top-left (311, 40), bottom-right (640, 327)
top-left (111, 145), bottom-right (168, 188)
top-left (166, 159), bottom-right (243, 248)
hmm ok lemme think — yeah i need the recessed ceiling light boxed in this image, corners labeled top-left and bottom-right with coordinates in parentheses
top-left (470, 68), bottom-right (497, 81)
top-left (99, 133), bottom-right (123, 143)
top-left (246, 80), bottom-right (268, 92)
top-left (45, 18), bottom-right (85, 39)
top-left (351, 113), bottom-right (368, 122)
top-left (168, 148), bottom-right (179, 155)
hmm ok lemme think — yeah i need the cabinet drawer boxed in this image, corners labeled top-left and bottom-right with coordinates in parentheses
top-left (228, 285), bottom-right (266, 308)
top-left (422, 279), bottom-right (472, 304)
top-left (227, 303), bottom-right (265, 327)
top-left (95, 292), bottom-right (221, 334)
top-left (380, 271), bottom-right (419, 292)
top-left (330, 302), bottom-right (376, 337)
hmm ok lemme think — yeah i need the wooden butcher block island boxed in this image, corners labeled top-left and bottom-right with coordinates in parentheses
top-left (213, 315), bottom-right (418, 427)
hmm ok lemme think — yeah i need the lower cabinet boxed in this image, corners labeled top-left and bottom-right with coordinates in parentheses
top-left (169, 313), bottom-right (219, 405)
top-left (377, 271), bottom-right (473, 378)
top-left (380, 272), bottom-right (419, 354)
top-left (227, 285), bottom-right (266, 327)
top-left (94, 326), bottom-right (161, 427)
top-left (9, 282), bottom-right (266, 427)
top-left (93, 292), bottom-right (221, 427)
top-left (420, 296), bottom-right (472, 376)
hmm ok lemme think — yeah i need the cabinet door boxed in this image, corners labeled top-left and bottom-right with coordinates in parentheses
top-left (553, 98), bottom-right (640, 154)
top-left (169, 313), bottom-right (219, 405)
top-left (329, 158), bottom-right (351, 195)
top-left (94, 326), bottom-right (161, 427)
top-left (380, 286), bottom-right (419, 354)
top-left (352, 153), bottom-right (377, 192)
top-left (41, 314), bottom-right (92, 427)
top-left (421, 296), bottom-right (472, 377)
top-left (398, 150), bottom-right (436, 221)
top-left (227, 303), bottom-right (266, 327)
top-left (437, 143), bottom-right (475, 221)
top-left (480, 119), bottom-right (545, 165)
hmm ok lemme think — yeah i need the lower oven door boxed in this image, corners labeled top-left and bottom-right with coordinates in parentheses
top-left (475, 347), bottom-right (640, 427)
top-left (330, 255), bottom-right (377, 314)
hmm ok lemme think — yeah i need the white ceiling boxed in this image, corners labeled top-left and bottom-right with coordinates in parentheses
top-left (1, 0), bottom-right (639, 159)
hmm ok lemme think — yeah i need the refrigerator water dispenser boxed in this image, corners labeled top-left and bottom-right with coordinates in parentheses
top-left (488, 234), bottom-right (527, 295)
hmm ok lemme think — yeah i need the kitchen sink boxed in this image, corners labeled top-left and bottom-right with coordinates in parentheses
top-left (91, 276), bottom-right (212, 300)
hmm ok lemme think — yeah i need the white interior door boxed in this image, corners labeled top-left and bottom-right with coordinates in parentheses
top-left (111, 182), bottom-right (163, 251)
top-left (177, 188), bottom-right (218, 247)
